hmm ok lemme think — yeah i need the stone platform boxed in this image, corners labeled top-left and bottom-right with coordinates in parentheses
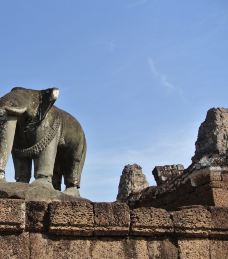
top-left (0, 198), bottom-right (227, 259)
top-left (0, 181), bottom-right (88, 202)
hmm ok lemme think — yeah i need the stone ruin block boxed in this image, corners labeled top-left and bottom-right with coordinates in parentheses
top-left (116, 164), bottom-right (149, 202)
top-left (152, 164), bottom-right (184, 186)
top-left (0, 199), bottom-right (25, 232)
top-left (26, 201), bottom-right (48, 232)
top-left (192, 108), bottom-right (228, 167)
top-left (94, 202), bottom-right (130, 236)
top-left (171, 206), bottom-right (212, 237)
top-left (49, 200), bottom-right (94, 236)
top-left (130, 207), bottom-right (173, 236)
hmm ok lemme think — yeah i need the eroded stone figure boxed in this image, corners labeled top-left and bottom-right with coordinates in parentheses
top-left (0, 87), bottom-right (86, 197)
top-left (117, 164), bottom-right (149, 202)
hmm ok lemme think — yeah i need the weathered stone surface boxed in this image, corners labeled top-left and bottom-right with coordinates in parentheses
top-left (212, 187), bottom-right (228, 207)
top-left (209, 207), bottom-right (228, 236)
top-left (222, 171), bottom-right (228, 181)
top-left (130, 207), bottom-right (173, 236)
top-left (0, 233), bottom-right (29, 259)
top-left (91, 239), bottom-right (131, 259)
top-left (189, 167), bottom-right (222, 187)
top-left (24, 184), bottom-right (77, 202)
top-left (0, 199), bottom-right (25, 232)
top-left (94, 202), bottom-right (130, 236)
top-left (0, 200), bottom-right (226, 258)
top-left (117, 164), bottom-right (149, 202)
top-left (192, 108), bottom-right (228, 168)
top-left (131, 239), bottom-right (150, 259)
top-left (26, 201), bottom-right (48, 232)
top-left (29, 235), bottom-right (151, 259)
top-left (210, 240), bottom-right (228, 259)
top-left (0, 181), bottom-right (29, 199)
top-left (0, 181), bottom-right (88, 202)
top-left (152, 164), bottom-right (184, 186)
top-left (30, 233), bottom-right (91, 259)
top-left (29, 235), bottom-right (176, 259)
top-left (49, 201), bottom-right (94, 236)
top-left (127, 165), bottom-right (228, 210)
top-left (178, 239), bottom-right (210, 259)
top-left (171, 206), bottom-right (212, 237)
top-left (147, 239), bottom-right (178, 259)
top-left (91, 238), bottom-right (153, 259)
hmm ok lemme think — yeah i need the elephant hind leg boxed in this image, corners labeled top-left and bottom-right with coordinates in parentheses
top-left (76, 144), bottom-right (86, 188)
top-left (52, 169), bottom-right (62, 191)
top-left (64, 144), bottom-right (86, 189)
top-left (12, 154), bottom-right (32, 183)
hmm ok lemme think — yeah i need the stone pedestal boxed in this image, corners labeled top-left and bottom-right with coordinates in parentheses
top-left (0, 198), bottom-right (227, 258)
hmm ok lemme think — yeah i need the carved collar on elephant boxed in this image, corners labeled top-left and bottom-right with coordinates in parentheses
top-left (13, 116), bottom-right (61, 158)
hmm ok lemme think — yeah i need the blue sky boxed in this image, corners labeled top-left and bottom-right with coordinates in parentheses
top-left (0, 0), bottom-right (228, 201)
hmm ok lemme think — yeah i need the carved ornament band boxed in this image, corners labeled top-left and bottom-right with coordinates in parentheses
top-left (13, 117), bottom-right (61, 157)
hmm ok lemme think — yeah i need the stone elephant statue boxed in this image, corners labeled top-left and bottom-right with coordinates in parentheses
top-left (0, 87), bottom-right (86, 196)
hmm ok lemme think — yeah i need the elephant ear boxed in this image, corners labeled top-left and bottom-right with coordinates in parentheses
top-left (38, 88), bottom-right (59, 121)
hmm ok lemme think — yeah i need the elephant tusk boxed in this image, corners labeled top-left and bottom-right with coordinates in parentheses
top-left (51, 88), bottom-right (59, 100)
top-left (4, 106), bottom-right (27, 115)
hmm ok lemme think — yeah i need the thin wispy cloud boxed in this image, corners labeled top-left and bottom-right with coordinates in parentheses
top-left (161, 75), bottom-right (175, 91)
top-left (147, 57), bottom-right (185, 100)
top-left (147, 57), bottom-right (159, 77)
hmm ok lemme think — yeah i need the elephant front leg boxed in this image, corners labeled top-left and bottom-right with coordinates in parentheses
top-left (33, 132), bottom-right (59, 188)
top-left (12, 154), bottom-right (32, 183)
top-left (0, 110), bottom-right (17, 180)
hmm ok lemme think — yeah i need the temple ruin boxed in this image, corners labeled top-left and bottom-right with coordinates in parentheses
top-left (0, 108), bottom-right (228, 258)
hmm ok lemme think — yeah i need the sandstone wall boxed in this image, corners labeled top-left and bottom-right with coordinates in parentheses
top-left (0, 199), bottom-right (228, 259)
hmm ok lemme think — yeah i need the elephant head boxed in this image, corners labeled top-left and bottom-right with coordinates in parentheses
top-left (0, 87), bottom-right (59, 118)
top-left (0, 87), bottom-right (60, 179)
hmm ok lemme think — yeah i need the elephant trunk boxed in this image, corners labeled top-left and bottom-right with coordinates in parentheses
top-left (0, 109), bottom-right (17, 179)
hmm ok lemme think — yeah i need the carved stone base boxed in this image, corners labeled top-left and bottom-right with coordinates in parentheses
top-left (0, 181), bottom-right (89, 202)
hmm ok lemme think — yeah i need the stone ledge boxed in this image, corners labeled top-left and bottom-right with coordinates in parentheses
top-left (190, 168), bottom-right (222, 187)
top-left (209, 207), bottom-right (228, 237)
top-left (0, 199), bottom-right (25, 232)
top-left (25, 201), bottom-right (48, 232)
top-left (171, 206), bottom-right (212, 237)
top-left (130, 207), bottom-right (173, 236)
top-left (94, 202), bottom-right (130, 236)
top-left (0, 199), bottom-right (227, 239)
top-left (49, 201), bottom-right (94, 236)
top-left (0, 233), bottom-right (29, 259)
